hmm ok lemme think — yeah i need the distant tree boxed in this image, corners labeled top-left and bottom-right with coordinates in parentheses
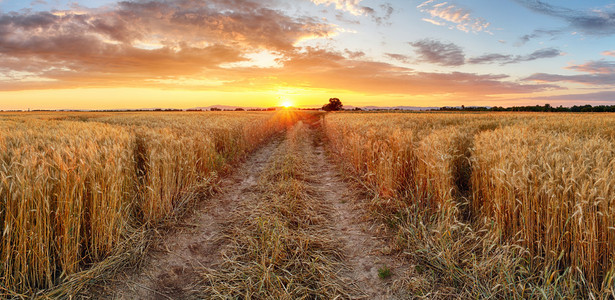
top-left (322, 98), bottom-right (343, 111)
top-left (234, 108), bottom-right (245, 111)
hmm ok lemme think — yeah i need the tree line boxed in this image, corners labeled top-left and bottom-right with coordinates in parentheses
top-left (436, 104), bottom-right (615, 112)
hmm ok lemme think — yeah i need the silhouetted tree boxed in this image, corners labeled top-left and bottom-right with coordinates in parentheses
top-left (322, 98), bottom-right (343, 111)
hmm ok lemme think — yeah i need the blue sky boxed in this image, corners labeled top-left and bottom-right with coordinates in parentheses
top-left (0, 0), bottom-right (614, 109)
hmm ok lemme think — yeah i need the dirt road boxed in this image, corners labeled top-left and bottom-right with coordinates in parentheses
top-left (102, 123), bottom-right (406, 299)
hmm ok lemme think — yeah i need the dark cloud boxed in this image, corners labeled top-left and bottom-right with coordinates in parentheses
top-left (467, 53), bottom-right (513, 64)
top-left (524, 48), bottom-right (561, 60)
top-left (409, 38), bottom-right (560, 66)
top-left (409, 39), bottom-right (465, 66)
top-left (514, 0), bottom-right (615, 35)
top-left (368, 3), bottom-right (394, 25)
top-left (344, 49), bottom-right (365, 59)
top-left (351, 2), bottom-right (394, 25)
top-left (385, 53), bottom-right (411, 63)
top-left (516, 29), bottom-right (562, 46)
top-left (468, 48), bottom-right (561, 65)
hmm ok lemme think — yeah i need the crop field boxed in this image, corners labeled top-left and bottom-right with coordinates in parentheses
top-left (324, 112), bottom-right (615, 298)
top-left (0, 111), bottom-right (296, 297)
top-left (1, 111), bottom-right (615, 299)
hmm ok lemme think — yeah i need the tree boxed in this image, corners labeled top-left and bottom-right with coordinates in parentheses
top-left (322, 98), bottom-right (343, 111)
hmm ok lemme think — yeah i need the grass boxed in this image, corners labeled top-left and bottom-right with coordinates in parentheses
top-left (201, 120), bottom-right (359, 299)
top-left (378, 266), bottom-right (392, 279)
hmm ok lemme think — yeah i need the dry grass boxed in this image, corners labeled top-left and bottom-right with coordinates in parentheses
top-left (0, 111), bottom-right (288, 297)
top-left (324, 112), bottom-right (615, 298)
top-left (201, 120), bottom-right (359, 299)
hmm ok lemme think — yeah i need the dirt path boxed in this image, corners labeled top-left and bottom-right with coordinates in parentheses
top-left (102, 124), bottom-right (408, 299)
top-left (103, 137), bottom-right (282, 299)
top-left (310, 128), bottom-right (409, 299)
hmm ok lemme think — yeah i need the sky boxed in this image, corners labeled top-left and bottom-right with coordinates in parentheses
top-left (0, 0), bottom-right (615, 109)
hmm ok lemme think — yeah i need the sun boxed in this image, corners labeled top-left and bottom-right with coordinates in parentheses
top-left (281, 100), bottom-right (293, 108)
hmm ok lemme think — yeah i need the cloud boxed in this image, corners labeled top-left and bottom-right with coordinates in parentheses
top-left (531, 90), bottom-right (615, 104)
top-left (0, 0), bottom-right (336, 88)
top-left (467, 53), bottom-right (513, 64)
top-left (312, 0), bottom-right (394, 25)
top-left (408, 39), bottom-right (561, 66)
top-left (566, 60), bottom-right (615, 74)
top-left (385, 53), bottom-right (411, 63)
top-left (468, 48), bottom-right (562, 65)
top-left (311, 0), bottom-right (367, 16)
top-left (409, 39), bottom-right (465, 66)
top-left (417, 0), bottom-right (490, 33)
top-left (270, 48), bottom-right (556, 96)
top-left (525, 58), bottom-right (615, 86)
top-left (0, 1), bottom-right (558, 98)
top-left (516, 29), bottom-right (562, 46)
top-left (344, 49), bottom-right (365, 59)
top-left (514, 0), bottom-right (615, 35)
top-left (422, 18), bottom-right (445, 26)
top-left (525, 73), bottom-right (615, 86)
top-left (603, 51), bottom-right (615, 57)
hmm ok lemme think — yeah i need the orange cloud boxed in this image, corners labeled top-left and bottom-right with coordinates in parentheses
top-left (417, 0), bottom-right (490, 33)
top-left (0, 0), bottom-right (557, 100)
top-left (0, 0), bottom-right (335, 88)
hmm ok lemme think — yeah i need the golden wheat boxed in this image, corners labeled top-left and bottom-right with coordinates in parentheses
top-left (0, 111), bottom-right (285, 295)
top-left (324, 111), bottom-right (615, 297)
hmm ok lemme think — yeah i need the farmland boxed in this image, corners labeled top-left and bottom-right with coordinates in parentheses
top-left (0, 111), bottom-right (294, 297)
top-left (1, 111), bottom-right (615, 298)
top-left (325, 112), bottom-right (615, 298)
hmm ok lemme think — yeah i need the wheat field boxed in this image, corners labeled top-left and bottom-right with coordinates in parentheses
top-left (2, 111), bottom-right (615, 298)
top-left (0, 111), bottom-right (292, 295)
top-left (324, 112), bottom-right (615, 298)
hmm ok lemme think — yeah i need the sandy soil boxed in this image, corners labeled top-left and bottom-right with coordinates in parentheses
top-left (310, 129), bottom-right (409, 299)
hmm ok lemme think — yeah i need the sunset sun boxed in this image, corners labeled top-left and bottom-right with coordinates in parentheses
top-left (281, 100), bottom-right (293, 108)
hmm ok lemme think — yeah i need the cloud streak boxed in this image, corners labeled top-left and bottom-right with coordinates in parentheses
top-left (468, 48), bottom-right (562, 65)
top-left (410, 39), bottom-right (465, 66)
top-left (516, 29), bottom-right (562, 46)
top-left (514, 0), bottom-right (615, 35)
top-left (531, 91), bottom-right (615, 104)
top-left (410, 39), bottom-right (561, 66)
top-left (525, 58), bottom-right (615, 86)
top-left (566, 60), bottom-right (615, 74)
top-left (417, 0), bottom-right (490, 33)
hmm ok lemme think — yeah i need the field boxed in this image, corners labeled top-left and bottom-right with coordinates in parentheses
top-left (1, 111), bottom-right (615, 298)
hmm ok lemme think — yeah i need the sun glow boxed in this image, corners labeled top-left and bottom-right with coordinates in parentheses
top-left (281, 100), bottom-right (294, 108)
